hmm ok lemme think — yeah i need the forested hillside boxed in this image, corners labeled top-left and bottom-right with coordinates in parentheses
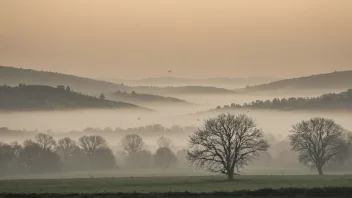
top-left (108, 91), bottom-right (188, 105)
top-left (245, 71), bottom-right (352, 91)
top-left (215, 89), bottom-right (352, 111)
top-left (0, 84), bottom-right (141, 111)
top-left (0, 66), bottom-right (128, 94)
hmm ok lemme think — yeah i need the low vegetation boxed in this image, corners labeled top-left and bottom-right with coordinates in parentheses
top-left (0, 176), bottom-right (352, 194)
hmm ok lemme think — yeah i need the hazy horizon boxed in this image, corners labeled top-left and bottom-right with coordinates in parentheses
top-left (1, 0), bottom-right (351, 79)
top-left (1, 64), bottom-right (350, 81)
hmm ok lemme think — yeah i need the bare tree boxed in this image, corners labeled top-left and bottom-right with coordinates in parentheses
top-left (35, 133), bottom-right (56, 152)
top-left (57, 137), bottom-right (78, 160)
top-left (187, 113), bottom-right (269, 180)
top-left (157, 136), bottom-right (172, 148)
top-left (79, 135), bottom-right (108, 158)
top-left (121, 134), bottom-right (144, 155)
top-left (289, 117), bottom-right (352, 175)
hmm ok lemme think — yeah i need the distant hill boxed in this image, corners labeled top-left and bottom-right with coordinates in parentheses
top-left (131, 85), bottom-right (235, 95)
top-left (244, 71), bottom-right (352, 92)
top-left (0, 66), bottom-right (235, 95)
top-left (213, 89), bottom-right (352, 111)
top-left (0, 85), bottom-right (144, 111)
top-left (0, 66), bottom-right (128, 95)
top-left (107, 91), bottom-right (189, 105)
top-left (108, 77), bottom-right (279, 89)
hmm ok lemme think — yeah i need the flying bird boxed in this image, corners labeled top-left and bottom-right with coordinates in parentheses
top-left (168, 70), bottom-right (172, 73)
top-left (138, 117), bottom-right (141, 120)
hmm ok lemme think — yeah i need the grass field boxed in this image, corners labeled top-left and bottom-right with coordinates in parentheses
top-left (0, 175), bottom-right (352, 194)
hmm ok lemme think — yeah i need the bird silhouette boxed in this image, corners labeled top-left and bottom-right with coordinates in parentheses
top-left (168, 70), bottom-right (172, 73)
top-left (138, 117), bottom-right (141, 120)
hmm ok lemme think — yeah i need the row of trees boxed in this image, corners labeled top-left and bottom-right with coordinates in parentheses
top-left (1, 113), bottom-right (351, 180)
top-left (0, 134), bottom-right (183, 176)
top-left (0, 125), bottom-right (197, 140)
top-left (187, 114), bottom-right (352, 180)
top-left (217, 89), bottom-right (352, 110)
top-left (80, 124), bottom-right (195, 135)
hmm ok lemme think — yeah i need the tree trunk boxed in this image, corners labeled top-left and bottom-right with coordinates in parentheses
top-left (227, 168), bottom-right (234, 180)
top-left (317, 165), bottom-right (324, 176)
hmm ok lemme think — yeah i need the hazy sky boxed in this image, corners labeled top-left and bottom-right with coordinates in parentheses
top-left (1, 0), bottom-right (352, 79)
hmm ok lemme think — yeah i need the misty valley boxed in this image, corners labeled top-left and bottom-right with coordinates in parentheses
top-left (2, 2), bottom-right (352, 196)
top-left (0, 66), bottom-right (352, 184)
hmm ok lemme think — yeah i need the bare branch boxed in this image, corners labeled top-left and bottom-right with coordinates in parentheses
top-left (187, 113), bottom-right (269, 180)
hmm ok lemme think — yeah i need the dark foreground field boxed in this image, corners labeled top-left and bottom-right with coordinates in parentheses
top-left (1, 188), bottom-right (352, 198)
top-left (0, 175), bottom-right (352, 196)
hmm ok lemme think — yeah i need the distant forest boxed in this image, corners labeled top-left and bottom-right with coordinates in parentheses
top-left (0, 84), bottom-right (140, 111)
top-left (0, 124), bottom-right (197, 138)
top-left (74, 124), bottom-right (196, 136)
top-left (108, 90), bottom-right (188, 104)
top-left (0, 133), bottom-right (188, 176)
top-left (216, 89), bottom-right (352, 111)
top-left (245, 70), bottom-right (352, 91)
top-left (0, 125), bottom-right (199, 175)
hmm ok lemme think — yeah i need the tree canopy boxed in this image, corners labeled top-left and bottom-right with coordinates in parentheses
top-left (289, 117), bottom-right (352, 175)
top-left (187, 113), bottom-right (269, 180)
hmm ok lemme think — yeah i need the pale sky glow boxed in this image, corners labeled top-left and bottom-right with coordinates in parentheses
top-left (1, 0), bottom-right (351, 79)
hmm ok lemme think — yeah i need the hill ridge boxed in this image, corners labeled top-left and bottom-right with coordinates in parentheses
top-left (244, 70), bottom-right (352, 91)
top-left (0, 65), bottom-right (234, 95)
top-left (0, 84), bottom-right (147, 111)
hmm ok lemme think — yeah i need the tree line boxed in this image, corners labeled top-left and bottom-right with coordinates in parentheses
top-left (0, 125), bottom-right (197, 139)
top-left (1, 113), bottom-right (351, 180)
top-left (217, 89), bottom-right (352, 110)
top-left (0, 133), bottom-right (184, 176)
top-left (78, 124), bottom-right (196, 136)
